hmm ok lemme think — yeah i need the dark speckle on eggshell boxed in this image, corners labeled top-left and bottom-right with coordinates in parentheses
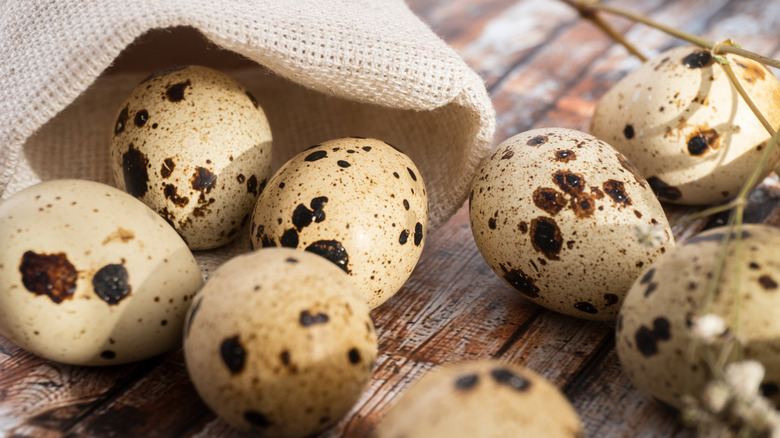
top-left (533, 187), bottom-right (567, 216)
top-left (527, 135), bottom-right (548, 146)
top-left (160, 158), bottom-right (175, 179)
top-left (759, 275), bottom-right (778, 290)
top-left (683, 51), bottom-right (713, 69)
top-left (191, 167), bottom-right (217, 196)
top-left (348, 348), bottom-right (361, 364)
top-left (414, 222), bottom-right (423, 246)
top-left (603, 180), bottom-right (632, 206)
top-left (399, 230), bottom-right (410, 245)
top-left (92, 264), bottom-right (132, 305)
top-left (220, 335), bottom-right (246, 374)
top-left (305, 240), bottom-right (350, 273)
top-left (165, 80), bottom-right (191, 102)
top-left (134, 110), bottom-right (148, 127)
top-left (300, 310), bottom-right (329, 327)
top-left (499, 264), bottom-right (540, 298)
top-left (635, 317), bottom-right (671, 357)
top-left (455, 374), bottom-right (479, 390)
top-left (305, 150), bottom-right (328, 162)
top-left (490, 368), bottom-right (530, 391)
top-left (19, 250), bottom-right (78, 304)
top-left (530, 216), bottom-right (563, 260)
top-left (122, 144), bottom-right (150, 198)
top-left (280, 228), bottom-right (299, 248)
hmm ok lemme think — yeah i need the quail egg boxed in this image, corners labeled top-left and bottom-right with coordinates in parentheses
top-left (249, 137), bottom-right (428, 309)
top-left (470, 128), bottom-right (674, 320)
top-left (373, 360), bottom-right (583, 438)
top-left (183, 248), bottom-right (377, 437)
top-left (617, 224), bottom-right (780, 409)
top-left (0, 179), bottom-right (203, 365)
top-left (110, 65), bottom-right (273, 250)
top-left (591, 45), bottom-right (780, 205)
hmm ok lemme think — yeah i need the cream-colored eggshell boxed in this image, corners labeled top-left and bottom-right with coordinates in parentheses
top-left (470, 128), bottom-right (674, 321)
top-left (591, 45), bottom-right (780, 205)
top-left (617, 224), bottom-right (780, 409)
top-left (183, 248), bottom-right (377, 437)
top-left (249, 137), bottom-right (429, 309)
top-left (0, 180), bottom-right (203, 366)
top-left (110, 65), bottom-right (273, 250)
top-left (373, 360), bottom-right (583, 438)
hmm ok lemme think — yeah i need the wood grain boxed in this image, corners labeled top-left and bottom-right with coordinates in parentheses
top-left (2, 0), bottom-right (780, 437)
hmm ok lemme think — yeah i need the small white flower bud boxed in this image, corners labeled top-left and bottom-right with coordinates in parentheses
top-left (725, 360), bottom-right (765, 399)
top-left (689, 314), bottom-right (728, 344)
top-left (701, 380), bottom-right (731, 413)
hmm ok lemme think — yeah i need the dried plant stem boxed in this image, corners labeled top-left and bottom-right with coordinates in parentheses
top-left (720, 61), bottom-right (776, 137)
top-left (571, 1), bottom-right (780, 70)
top-left (574, 5), bottom-right (648, 61)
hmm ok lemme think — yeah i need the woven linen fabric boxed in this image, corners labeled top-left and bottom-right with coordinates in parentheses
top-left (0, 0), bottom-right (495, 275)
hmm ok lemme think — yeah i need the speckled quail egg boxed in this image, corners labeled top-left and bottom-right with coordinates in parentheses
top-left (0, 179), bottom-right (203, 366)
top-left (110, 65), bottom-right (273, 250)
top-left (249, 137), bottom-right (428, 309)
top-left (617, 224), bottom-right (780, 409)
top-left (373, 360), bottom-right (583, 438)
top-left (470, 128), bottom-right (674, 320)
top-left (591, 45), bottom-right (780, 205)
top-left (183, 248), bottom-right (377, 438)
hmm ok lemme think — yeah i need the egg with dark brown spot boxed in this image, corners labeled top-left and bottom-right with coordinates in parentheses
top-left (249, 137), bottom-right (428, 309)
top-left (0, 180), bottom-right (202, 365)
top-left (470, 128), bottom-right (674, 321)
top-left (110, 65), bottom-right (273, 250)
top-left (373, 360), bottom-right (583, 438)
top-left (591, 46), bottom-right (780, 205)
top-left (183, 248), bottom-right (377, 437)
top-left (617, 224), bottom-right (780, 409)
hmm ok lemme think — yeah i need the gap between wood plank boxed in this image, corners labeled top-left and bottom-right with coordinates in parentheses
top-left (490, 307), bottom-right (544, 358)
top-left (55, 354), bottom-right (171, 436)
top-left (561, 334), bottom-right (615, 397)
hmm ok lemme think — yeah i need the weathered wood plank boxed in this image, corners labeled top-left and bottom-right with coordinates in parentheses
top-left (1, 1), bottom-right (779, 437)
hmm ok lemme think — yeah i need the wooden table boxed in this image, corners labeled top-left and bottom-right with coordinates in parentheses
top-left (3, 0), bottom-right (780, 436)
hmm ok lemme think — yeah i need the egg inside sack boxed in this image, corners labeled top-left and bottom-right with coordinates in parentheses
top-left (249, 137), bottom-right (429, 309)
top-left (469, 128), bottom-right (675, 320)
top-left (372, 360), bottom-right (583, 438)
top-left (590, 45), bottom-right (780, 205)
top-left (183, 248), bottom-right (377, 438)
top-left (109, 65), bottom-right (273, 250)
top-left (616, 224), bottom-right (780, 409)
top-left (0, 180), bottom-right (203, 366)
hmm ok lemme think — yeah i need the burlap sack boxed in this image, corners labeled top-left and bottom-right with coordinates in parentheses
top-left (0, 1), bottom-right (495, 274)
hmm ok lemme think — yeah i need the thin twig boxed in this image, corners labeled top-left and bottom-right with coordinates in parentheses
top-left (572, 1), bottom-right (780, 70)
top-left (580, 8), bottom-right (648, 61)
top-left (719, 60), bottom-right (776, 137)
